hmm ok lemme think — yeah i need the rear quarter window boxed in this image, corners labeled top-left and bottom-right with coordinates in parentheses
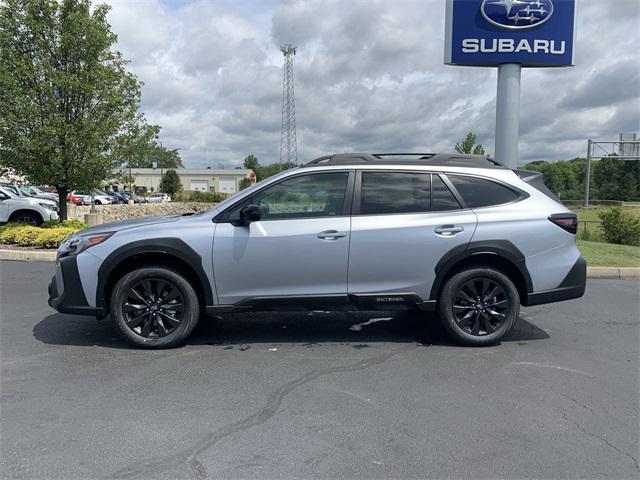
top-left (448, 175), bottom-right (521, 208)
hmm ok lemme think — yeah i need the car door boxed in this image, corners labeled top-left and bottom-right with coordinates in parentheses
top-left (348, 171), bottom-right (477, 301)
top-left (212, 170), bottom-right (354, 305)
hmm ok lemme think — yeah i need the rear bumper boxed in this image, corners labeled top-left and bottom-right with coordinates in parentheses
top-left (524, 256), bottom-right (587, 307)
top-left (48, 256), bottom-right (102, 316)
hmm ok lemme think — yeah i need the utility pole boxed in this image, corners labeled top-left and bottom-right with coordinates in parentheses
top-left (280, 44), bottom-right (297, 166)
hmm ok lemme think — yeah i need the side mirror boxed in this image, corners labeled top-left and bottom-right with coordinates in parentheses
top-left (237, 204), bottom-right (261, 226)
top-left (0, 192), bottom-right (8, 200)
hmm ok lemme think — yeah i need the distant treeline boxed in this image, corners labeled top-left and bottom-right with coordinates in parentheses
top-left (523, 156), bottom-right (640, 201)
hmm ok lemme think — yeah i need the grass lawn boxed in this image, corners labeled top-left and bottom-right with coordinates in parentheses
top-left (577, 240), bottom-right (640, 267)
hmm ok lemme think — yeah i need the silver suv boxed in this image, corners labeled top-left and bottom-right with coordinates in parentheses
top-left (48, 153), bottom-right (586, 348)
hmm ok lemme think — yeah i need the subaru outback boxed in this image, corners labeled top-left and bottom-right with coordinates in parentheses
top-left (48, 153), bottom-right (586, 348)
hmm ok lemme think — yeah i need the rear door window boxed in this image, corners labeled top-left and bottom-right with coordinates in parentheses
top-left (360, 172), bottom-right (430, 215)
top-left (448, 175), bottom-right (521, 208)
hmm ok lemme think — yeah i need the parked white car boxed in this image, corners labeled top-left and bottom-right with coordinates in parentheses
top-left (71, 191), bottom-right (113, 205)
top-left (93, 190), bottom-right (115, 205)
top-left (146, 193), bottom-right (171, 203)
top-left (0, 186), bottom-right (59, 225)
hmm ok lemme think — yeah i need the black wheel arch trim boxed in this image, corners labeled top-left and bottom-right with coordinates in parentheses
top-left (429, 240), bottom-right (533, 301)
top-left (96, 238), bottom-right (214, 309)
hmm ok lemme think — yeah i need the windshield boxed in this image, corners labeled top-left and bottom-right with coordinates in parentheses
top-left (3, 185), bottom-right (20, 196)
top-left (0, 187), bottom-right (17, 198)
top-left (20, 187), bottom-right (36, 197)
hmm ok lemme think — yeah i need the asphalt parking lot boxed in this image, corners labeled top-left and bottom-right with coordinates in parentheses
top-left (1, 260), bottom-right (638, 479)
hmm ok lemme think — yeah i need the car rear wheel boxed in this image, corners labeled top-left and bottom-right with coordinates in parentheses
top-left (438, 267), bottom-right (519, 346)
top-left (110, 267), bottom-right (200, 348)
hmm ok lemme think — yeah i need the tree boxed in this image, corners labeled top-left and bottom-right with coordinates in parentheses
top-left (153, 147), bottom-right (183, 169)
top-left (239, 177), bottom-right (252, 190)
top-left (243, 154), bottom-right (260, 175)
top-left (159, 169), bottom-right (182, 196)
top-left (115, 120), bottom-right (183, 169)
top-left (455, 132), bottom-right (486, 155)
top-left (0, 0), bottom-right (142, 220)
top-left (242, 154), bottom-right (296, 181)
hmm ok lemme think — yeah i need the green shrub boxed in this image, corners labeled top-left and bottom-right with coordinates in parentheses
top-left (0, 224), bottom-right (40, 246)
top-left (0, 223), bottom-right (81, 248)
top-left (598, 207), bottom-right (640, 246)
top-left (42, 219), bottom-right (86, 229)
top-left (172, 190), bottom-right (226, 202)
top-left (34, 227), bottom-right (78, 248)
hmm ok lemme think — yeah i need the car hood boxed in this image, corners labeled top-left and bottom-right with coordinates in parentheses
top-left (80, 214), bottom-right (184, 235)
top-left (18, 197), bottom-right (56, 207)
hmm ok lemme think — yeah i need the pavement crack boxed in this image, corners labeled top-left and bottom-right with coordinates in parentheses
top-left (562, 412), bottom-right (639, 473)
top-left (108, 346), bottom-right (408, 479)
top-left (561, 393), bottom-right (594, 414)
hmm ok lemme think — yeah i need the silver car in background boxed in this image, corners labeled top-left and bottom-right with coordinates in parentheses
top-left (146, 193), bottom-right (171, 203)
top-left (48, 153), bottom-right (586, 348)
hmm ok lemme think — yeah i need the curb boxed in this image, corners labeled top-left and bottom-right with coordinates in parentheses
top-left (0, 249), bottom-right (56, 262)
top-left (1, 248), bottom-right (639, 280)
top-left (588, 266), bottom-right (640, 280)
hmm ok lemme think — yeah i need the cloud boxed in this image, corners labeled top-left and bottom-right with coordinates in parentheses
top-left (105, 0), bottom-right (640, 167)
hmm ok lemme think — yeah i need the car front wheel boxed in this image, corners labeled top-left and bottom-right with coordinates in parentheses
top-left (438, 267), bottom-right (519, 347)
top-left (110, 267), bottom-right (200, 348)
top-left (10, 211), bottom-right (42, 226)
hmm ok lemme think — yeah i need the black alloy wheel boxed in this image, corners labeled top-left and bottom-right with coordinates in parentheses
top-left (452, 278), bottom-right (508, 336)
top-left (111, 267), bottom-right (199, 348)
top-left (438, 267), bottom-right (519, 346)
top-left (123, 278), bottom-right (184, 338)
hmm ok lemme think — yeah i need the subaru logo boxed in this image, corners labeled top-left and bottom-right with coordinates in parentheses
top-left (481, 0), bottom-right (554, 30)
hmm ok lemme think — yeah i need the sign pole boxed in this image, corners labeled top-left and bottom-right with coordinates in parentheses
top-left (583, 139), bottom-right (592, 208)
top-left (494, 63), bottom-right (521, 169)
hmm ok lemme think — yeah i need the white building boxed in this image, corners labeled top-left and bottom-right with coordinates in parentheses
top-left (110, 168), bottom-right (256, 194)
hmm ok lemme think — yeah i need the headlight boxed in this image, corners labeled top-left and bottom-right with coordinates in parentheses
top-left (39, 202), bottom-right (58, 212)
top-left (61, 232), bottom-right (114, 257)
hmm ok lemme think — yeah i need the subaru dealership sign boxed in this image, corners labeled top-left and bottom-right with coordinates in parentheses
top-left (445, 0), bottom-right (576, 67)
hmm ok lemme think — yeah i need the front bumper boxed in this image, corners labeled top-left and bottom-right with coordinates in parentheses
top-left (524, 256), bottom-right (587, 307)
top-left (48, 255), bottom-right (102, 316)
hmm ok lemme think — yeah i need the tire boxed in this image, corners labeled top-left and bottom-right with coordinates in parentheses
top-left (10, 211), bottom-right (42, 226)
top-left (110, 267), bottom-right (200, 348)
top-left (94, 200), bottom-right (102, 205)
top-left (438, 267), bottom-right (519, 347)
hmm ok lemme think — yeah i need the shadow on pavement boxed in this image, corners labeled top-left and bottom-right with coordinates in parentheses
top-left (33, 310), bottom-right (549, 350)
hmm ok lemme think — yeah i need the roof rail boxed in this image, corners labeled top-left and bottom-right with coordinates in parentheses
top-left (304, 153), bottom-right (505, 169)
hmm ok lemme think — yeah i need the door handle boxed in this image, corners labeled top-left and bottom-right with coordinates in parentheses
top-left (317, 230), bottom-right (346, 240)
top-left (435, 225), bottom-right (464, 236)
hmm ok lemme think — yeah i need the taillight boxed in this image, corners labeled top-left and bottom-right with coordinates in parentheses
top-left (549, 213), bottom-right (578, 234)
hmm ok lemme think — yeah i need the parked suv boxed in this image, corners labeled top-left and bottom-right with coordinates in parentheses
top-left (48, 153), bottom-right (586, 348)
top-left (0, 186), bottom-right (59, 225)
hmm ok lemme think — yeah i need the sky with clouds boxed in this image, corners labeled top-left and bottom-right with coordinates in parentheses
top-left (105, 0), bottom-right (640, 168)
